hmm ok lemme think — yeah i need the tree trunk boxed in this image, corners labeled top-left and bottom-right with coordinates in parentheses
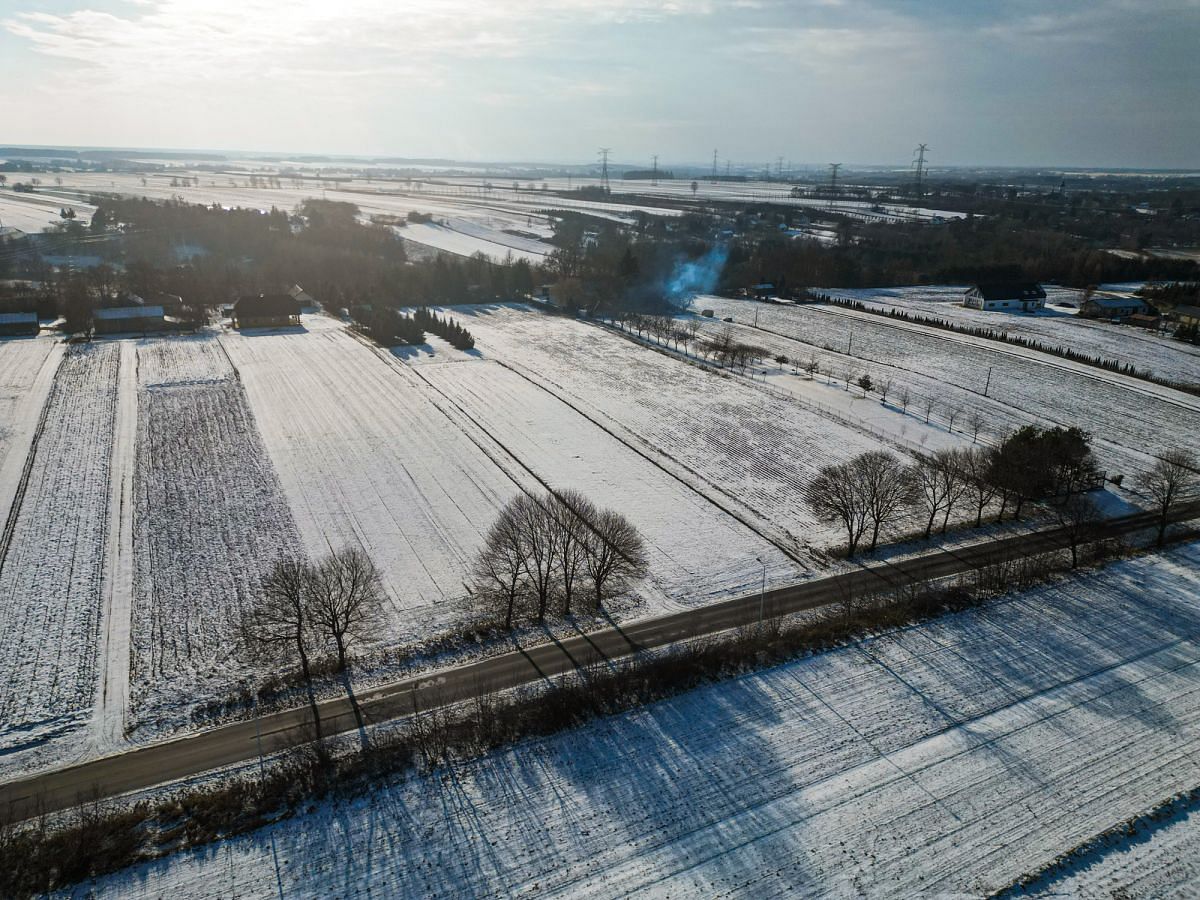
top-left (924, 513), bottom-right (935, 539)
top-left (870, 520), bottom-right (881, 552)
top-left (296, 636), bottom-right (324, 749)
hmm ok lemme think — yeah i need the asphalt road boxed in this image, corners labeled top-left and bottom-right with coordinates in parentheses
top-left (2, 501), bottom-right (1196, 822)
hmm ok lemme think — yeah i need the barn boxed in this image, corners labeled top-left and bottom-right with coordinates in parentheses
top-left (233, 293), bottom-right (302, 329)
top-left (0, 312), bottom-right (39, 337)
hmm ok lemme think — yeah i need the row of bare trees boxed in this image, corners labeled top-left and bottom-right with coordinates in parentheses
top-left (471, 489), bottom-right (649, 629)
top-left (806, 443), bottom-right (1099, 558)
top-left (241, 547), bottom-right (387, 740)
top-left (808, 440), bottom-right (1197, 561)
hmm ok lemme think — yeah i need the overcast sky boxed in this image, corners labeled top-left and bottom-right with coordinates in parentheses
top-left (2, 0), bottom-right (1198, 169)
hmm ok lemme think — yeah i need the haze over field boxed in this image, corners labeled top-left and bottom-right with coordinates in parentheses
top-left (2, 0), bottom-right (1198, 168)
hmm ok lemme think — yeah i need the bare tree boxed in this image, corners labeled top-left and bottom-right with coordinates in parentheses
top-left (472, 498), bottom-right (530, 630)
top-left (967, 410), bottom-right (985, 443)
top-left (1137, 449), bottom-right (1199, 547)
top-left (517, 493), bottom-right (561, 622)
top-left (806, 461), bottom-right (870, 555)
top-left (580, 507), bottom-right (648, 609)
top-left (242, 558), bottom-right (325, 747)
top-left (856, 451), bottom-right (913, 552)
top-left (910, 450), bottom-right (965, 539)
top-left (898, 387), bottom-right (911, 415)
top-left (937, 449), bottom-right (971, 533)
top-left (549, 489), bottom-right (594, 616)
top-left (922, 395), bottom-right (938, 425)
top-left (879, 378), bottom-right (893, 405)
top-left (805, 354), bottom-right (819, 379)
top-left (309, 547), bottom-right (387, 673)
top-left (961, 445), bottom-right (1000, 527)
top-left (945, 405), bottom-right (962, 434)
top-left (1054, 493), bottom-right (1103, 568)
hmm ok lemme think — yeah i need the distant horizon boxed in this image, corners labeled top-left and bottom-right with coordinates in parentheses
top-left (2, 141), bottom-right (1198, 176)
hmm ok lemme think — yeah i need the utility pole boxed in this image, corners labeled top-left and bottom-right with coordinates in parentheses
top-left (828, 163), bottom-right (841, 208)
top-left (912, 143), bottom-right (929, 199)
top-left (725, 160), bottom-right (732, 179)
top-left (984, 366), bottom-right (993, 397)
top-left (598, 148), bottom-right (611, 194)
top-left (777, 156), bottom-right (784, 180)
top-left (651, 154), bottom-right (659, 186)
top-left (712, 149), bottom-right (719, 182)
top-left (847, 326), bottom-right (854, 355)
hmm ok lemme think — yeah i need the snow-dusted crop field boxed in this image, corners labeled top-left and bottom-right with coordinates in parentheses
top-left (698, 296), bottom-right (1200, 474)
top-left (442, 305), bottom-right (896, 558)
top-left (418, 357), bottom-right (797, 604)
top-left (220, 321), bottom-right (532, 637)
top-left (0, 344), bottom-right (117, 750)
top-left (130, 336), bottom-right (303, 723)
top-left (830, 284), bottom-right (1200, 388)
top-left (72, 541), bottom-right (1200, 898)
top-left (0, 336), bottom-right (57, 467)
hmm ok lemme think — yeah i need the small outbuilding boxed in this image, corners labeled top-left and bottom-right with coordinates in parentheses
top-left (0, 311), bottom-right (39, 337)
top-left (963, 282), bottom-right (1046, 312)
top-left (93, 305), bottom-right (165, 335)
top-left (1174, 305), bottom-right (1200, 328)
top-left (233, 294), bottom-right (302, 329)
top-left (1080, 296), bottom-right (1148, 320)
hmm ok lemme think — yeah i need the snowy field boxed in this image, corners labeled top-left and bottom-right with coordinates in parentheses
top-left (219, 321), bottom-right (532, 637)
top-left (1027, 799), bottom-right (1200, 897)
top-left (0, 344), bottom-right (117, 751)
top-left (130, 336), bottom-right (303, 725)
top-left (0, 190), bottom-right (96, 234)
top-left (418, 357), bottom-right (797, 604)
top-left (41, 171), bottom-right (679, 263)
top-left (0, 336), bottom-right (57, 467)
top-left (441, 305), bottom-right (899, 559)
top-left (698, 296), bottom-right (1200, 475)
top-left (831, 284), bottom-right (1200, 388)
top-left (72, 541), bottom-right (1200, 898)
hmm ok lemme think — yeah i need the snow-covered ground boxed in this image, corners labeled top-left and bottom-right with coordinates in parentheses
top-left (417, 356), bottom-right (797, 605)
top-left (1026, 797), bottom-right (1200, 897)
top-left (70, 541), bottom-right (1200, 898)
top-left (697, 296), bottom-right (1200, 476)
top-left (0, 344), bottom-right (118, 760)
top-left (440, 304), bottom-right (902, 560)
top-left (0, 336), bottom-right (58, 468)
top-left (219, 320), bottom-right (532, 638)
top-left (830, 284), bottom-right (1200, 388)
top-left (0, 189), bottom-right (96, 234)
top-left (398, 219), bottom-right (549, 263)
top-left (129, 335), bottom-right (303, 731)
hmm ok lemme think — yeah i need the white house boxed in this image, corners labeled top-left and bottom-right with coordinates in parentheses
top-left (963, 282), bottom-right (1047, 312)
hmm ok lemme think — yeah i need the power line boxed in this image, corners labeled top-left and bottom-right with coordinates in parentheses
top-left (651, 154), bottom-right (659, 186)
top-left (828, 163), bottom-right (841, 207)
top-left (711, 149), bottom-right (719, 182)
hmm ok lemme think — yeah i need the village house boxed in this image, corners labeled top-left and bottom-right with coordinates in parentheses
top-left (232, 293), bottom-right (302, 329)
top-left (963, 282), bottom-right (1047, 312)
top-left (92, 305), bottom-right (165, 335)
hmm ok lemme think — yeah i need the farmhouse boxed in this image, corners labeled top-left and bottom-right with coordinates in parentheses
top-left (0, 311), bottom-right (39, 337)
top-left (963, 282), bottom-right (1047, 312)
top-left (93, 305), bottom-right (165, 334)
top-left (233, 293), bottom-right (302, 329)
top-left (1080, 296), bottom-right (1148, 320)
